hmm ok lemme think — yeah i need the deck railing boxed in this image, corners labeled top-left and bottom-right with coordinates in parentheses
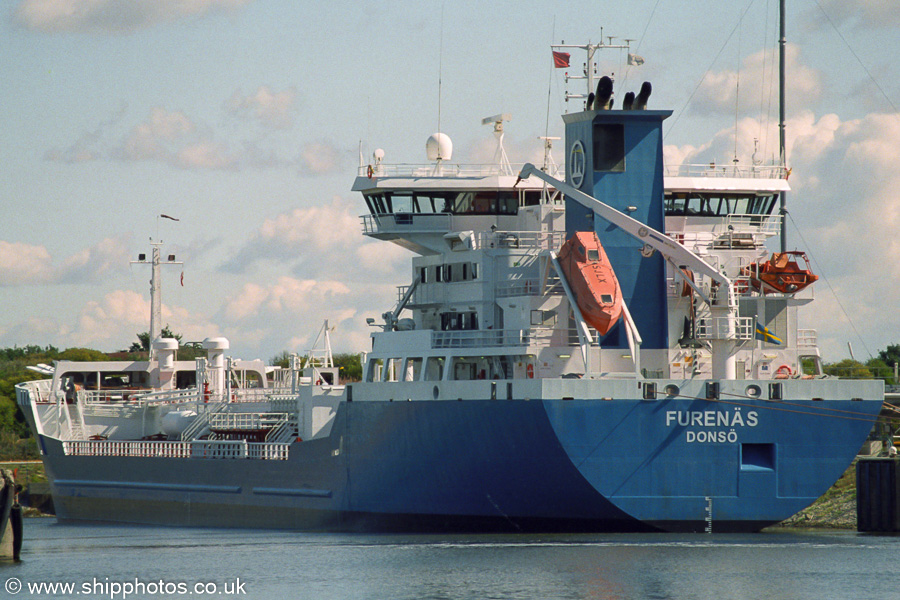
top-left (695, 317), bottom-right (754, 341)
top-left (431, 327), bottom-right (578, 349)
top-left (664, 163), bottom-right (788, 179)
top-left (798, 329), bottom-right (818, 349)
top-left (208, 412), bottom-right (289, 431)
top-left (62, 439), bottom-right (291, 460)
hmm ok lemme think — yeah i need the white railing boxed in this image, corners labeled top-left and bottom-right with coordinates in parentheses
top-left (432, 327), bottom-right (578, 349)
top-left (125, 388), bottom-right (198, 405)
top-left (62, 439), bottom-right (291, 460)
top-left (209, 412), bottom-right (289, 431)
top-left (358, 162), bottom-right (522, 178)
top-left (664, 163), bottom-right (787, 179)
top-left (798, 329), bottom-right (818, 349)
top-left (475, 231), bottom-right (566, 251)
top-left (16, 380), bottom-right (53, 405)
top-left (361, 213), bottom-right (451, 235)
top-left (723, 214), bottom-right (782, 237)
top-left (179, 400), bottom-right (227, 441)
top-left (695, 317), bottom-right (754, 341)
top-left (496, 278), bottom-right (544, 298)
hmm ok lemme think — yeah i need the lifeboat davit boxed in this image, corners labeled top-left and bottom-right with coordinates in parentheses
top-left (557, 231), bottom-right (623, 336)
top-left (743, 251), bottom-right (818, 294)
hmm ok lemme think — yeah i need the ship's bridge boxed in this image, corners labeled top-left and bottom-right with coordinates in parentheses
top-left (663, 162), bottom-right (789, 247)
top-left (353, 170), bottom-right (560, 255)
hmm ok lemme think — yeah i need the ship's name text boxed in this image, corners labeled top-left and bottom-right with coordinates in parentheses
top-left (665, 409), bottom-right (758, 444)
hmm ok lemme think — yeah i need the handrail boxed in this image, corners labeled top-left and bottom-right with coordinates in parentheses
top-left (62, 439), bottom-right (290, 460)
top-left (664, 163), bottom-right (788, 179)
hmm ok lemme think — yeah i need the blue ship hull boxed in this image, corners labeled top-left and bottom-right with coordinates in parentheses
top-left (39, 389), bottom-right (882, 533)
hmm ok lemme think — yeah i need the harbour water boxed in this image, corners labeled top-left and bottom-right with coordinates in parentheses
top-left (3, 518), bottom-right (899, 599)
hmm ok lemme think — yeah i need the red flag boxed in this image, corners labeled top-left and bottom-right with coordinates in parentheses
top-left (180, 272), bottom-right (184, 286)
top-left (552, 51), bottom-right (570, 68)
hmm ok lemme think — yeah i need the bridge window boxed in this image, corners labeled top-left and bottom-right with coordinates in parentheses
top-left (665, 193), bottom-right (778, 217)
top-left (364, 191), bottom-right (520, 217)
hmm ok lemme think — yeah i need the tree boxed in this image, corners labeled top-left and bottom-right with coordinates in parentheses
top-left (129, 326), bottom-right (182, 352)
top-left (270, 351), bottom-right (294, 369)
top-left (334, 353), bottom-right (363, 382)
top-left (823, 359), bottom-right (872, 379)
top-left (878, 344), bottom-right (900, 371)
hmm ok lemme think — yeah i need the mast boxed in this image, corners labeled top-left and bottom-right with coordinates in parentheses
top-left (132, 234), bottom-right (182, 358)
top-left (779, 0), bottom-right (787, 252)
top-left (150, 243), bottom-right (162, 346)
top-left (553, 36), bottom-right (631, 108)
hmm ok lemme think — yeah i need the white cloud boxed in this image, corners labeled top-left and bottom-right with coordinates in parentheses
top-left (120, 107), bottom-right (195, 161)
top-left (691, 45), bottom-right (822, 117)
top-left (58, 236), bottom-right (131, 283)
top-left (52, 103), bottom-right (328, 172)
top-left (15, 0), bottom-right (254, 34)
top-left (68, 288), bottom-right (218, 350)
top-left (177, 140), bottom-right (239, 170)
top-left (222, 197), bottom-right (364, 273)
top-left (0, 241), bottom-right (54, 285)
top-left (0, 237), bottom-right (129, 286)
top-left (299, 141), bottom-right (341, 174)
top-left (802, 0), bottom-right (900, 31)
top-left (227, 86), bottom-right (298, 130)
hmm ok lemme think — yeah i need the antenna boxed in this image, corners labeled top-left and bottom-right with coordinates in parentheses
top-left (482, 113), bottom-right (513, 175)
top-left (553, 36), bottom-right (631, 107)
top-left (436, 3), bottom-right (445, 148)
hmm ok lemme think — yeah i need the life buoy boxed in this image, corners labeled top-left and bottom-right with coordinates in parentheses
top-left (775, 365), bottom-right (792, 379)
top-left (367, 165), bottom-right (374, 179)
top-left (526, 364), bottom-right (534, 379)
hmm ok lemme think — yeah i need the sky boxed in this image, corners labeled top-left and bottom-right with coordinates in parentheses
top-left (1, 0), bottom-right (898, 364)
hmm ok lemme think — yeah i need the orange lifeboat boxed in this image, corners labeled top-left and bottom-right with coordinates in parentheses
top-left (743, 251), bottom-right (818, 294)
top-left (557, 231), bottom-right (623, 336)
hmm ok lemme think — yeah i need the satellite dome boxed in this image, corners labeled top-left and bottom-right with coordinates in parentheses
top-left (426, 133), bottom-right (453, 161)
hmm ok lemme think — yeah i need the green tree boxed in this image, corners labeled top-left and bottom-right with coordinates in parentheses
top-left (270, 351), bottom-right (294, 369)
top-left (128, 325), bottom-right (183, 352)
top-left (823, 358), bottom-right (872, 379)
top-left (334, 353), bottom-right (363, 382)
top-left (59, 347), bottom-right (109, 361)
top-left (865, 358), bottom-right (896, 385)
top-left (877, 344), bottom-right (900, 368)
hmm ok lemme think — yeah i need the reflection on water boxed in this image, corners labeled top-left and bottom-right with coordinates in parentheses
top-left (3, 520), bottom-right (899, 600)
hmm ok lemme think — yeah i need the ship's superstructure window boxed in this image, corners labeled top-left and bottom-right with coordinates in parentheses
top-left (365, 358), bottom-right (383, 382)
top-left (427, 262), bottom-right (479, 283)
top-left (363, 191), bottom-right (519, 216)
top-left (441, 312), bottom-right (478, 331)
top-left (383, 358), bottom-right (402, 382)
top-left (664, 193), bottom-right (777, 217)
top-left (424, 357), bottom-right (445, 381)
top-left (404, 357), bottom-right (423, 381)
top-left (450, 356), bottom-right (514, 380)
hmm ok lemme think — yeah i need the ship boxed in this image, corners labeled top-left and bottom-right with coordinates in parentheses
top-left (15, 40), bottom-right (883, 533)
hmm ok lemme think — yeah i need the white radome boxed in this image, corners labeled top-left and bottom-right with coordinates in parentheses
top-left (426, 132), bottom-right (452, 161)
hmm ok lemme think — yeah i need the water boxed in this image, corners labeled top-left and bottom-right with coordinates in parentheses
top-left (3, 519), bottom-right (899, 600)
